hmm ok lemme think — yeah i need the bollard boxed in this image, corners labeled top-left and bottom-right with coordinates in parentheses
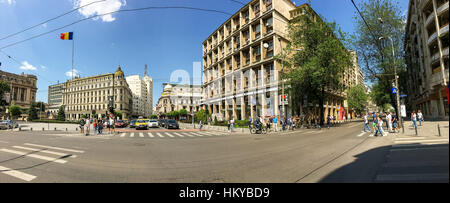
top-left (54, 127), bottom-right (57, 131)
top-left (19, 127), bottom-right (21, 131)
top-left (42, 127), bottom-right (45, 131)
top-left (66, 128), bottom-right (68, 131)
top-left (437, 124), bottom-right (441, 137)
top-left (415, 124), bottom-right (418, 136)
top-left (31, 127), bottom-right (33, 131)
top-left (76, 128), bottom-right (78, 131)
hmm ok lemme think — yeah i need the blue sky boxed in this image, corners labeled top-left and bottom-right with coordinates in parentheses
top-left (0, 0), bottom-right (409, 106)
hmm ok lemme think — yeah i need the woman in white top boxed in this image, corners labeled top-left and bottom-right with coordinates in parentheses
top-left (417, 110), bottom-right (423, 126)
top-left (411, 111), bottom-right (417, 128)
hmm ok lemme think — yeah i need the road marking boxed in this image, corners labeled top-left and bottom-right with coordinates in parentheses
top-left (173, 132), bottom-right (184, 137)
top-left (357, 132), bottom-right (367, 137)
top-left (184, 133), bottom-right (195, 137)
top-left (394, 139), bottom-right (449, 144)
top-left (197, 132), bottom-right (213, 136)
top-left (0, 166), bottom-right (36, 182)
top-left (139, 133), bottom-right (144, 138)
top-left (157, 133), bottom-right (164, 138)
top-left (390, 146), bottom-right (448, 152)
top-left (164, 133), bottom-right (174, 138)
top-left (147, 133), bottom-right (154, 138)
top-left (130, 133), bottom-right (134, 138)
top-left (13, 146), bottom-right (77, 158)
top-left (24, 143), bottom-right (84, 153)
top-left (188, 132), bottom-right (203, 137)
top-left (120, 133), bottom-right (126, 137)
top-left (0, 148), bottom-right (67, 164)
top-left (0, 141), bottom-right (9, 143)
top-left (395, 137), bottom-right (426, 140)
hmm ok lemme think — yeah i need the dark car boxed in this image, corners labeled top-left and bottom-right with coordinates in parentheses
top-left (129, 119), bottom-right (137, 128)
top-left (115, 120), bottom-right (127, 128)
top-left (166, 120), bottom-right (179, 129)
top-left (159, 119), bottom-right (168, 128)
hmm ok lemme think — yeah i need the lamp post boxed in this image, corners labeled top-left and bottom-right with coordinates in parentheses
top-left (379, 33), bottom-right (404, 134)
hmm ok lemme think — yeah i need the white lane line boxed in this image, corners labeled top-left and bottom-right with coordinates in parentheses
top-left (157, 133), bottom-right (164, 138)
top-left (164, 133), bottom-right (174, 138)
top-left (13, 146), bottom-right (77, 158)
top-left (120, 133), bottom-right (126, 137)
top-left (394, 139), bottom-right (449, 144)
top-left (189, 132), bottom-right (203, 137)
top-left (0, 141), bottom-right (9, 143)
top-left (173, 132), bottom-right (184, 137)
top-left (0, 148), bottom-right (67, 164)
top-left (130, 133), bottom-right (135, 138)
top-left (147, 133), bottom-right (154, 138)
top-left (0, 166), bottom-right (36, 182)
top-left (357, 132), bottom-right (367, 137)
top-left (24, 143), bottom-right (84, 153)
top-left (184, 133), bottom-right (195, 137)
top-left (139, 133), bottom-right (144, 138)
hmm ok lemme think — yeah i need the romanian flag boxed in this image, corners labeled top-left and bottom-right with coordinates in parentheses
top-left (60, 32), bottom-right (73, 40)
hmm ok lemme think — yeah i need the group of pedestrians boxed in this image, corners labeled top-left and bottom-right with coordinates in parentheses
top-left (79, 117), bottom-right (115, 136)
top-left (246, 115), bottom-right (297, 132)
top-left (363, 112), bottom-right (400, 136)
top-left (410, 110), bottom-right (423, 128)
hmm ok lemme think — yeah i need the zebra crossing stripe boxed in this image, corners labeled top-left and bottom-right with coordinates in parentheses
top-left (189, 132), bottom-right (203, 137)
top-left (24, 143), bottom-right (84, 153)
top-left (130, 133), bottom-right (134, 138)
top-left (184, 133), bottom-right (195, 137)
top-left (157, 133), bottom-right (164, 138)
top-left (147, 133), bottom-right (154, 138)
top-left (120, 133), bottom-right (126, 137)
top-left (197, 132), bottom-right (213, 136)
top-left (0, 148), bottom-right (67, 164)
top-left (173, 132), bottom-right (184, 137)
top-left (13, 146), bottom-right (77, 158)
top-left (139, 133), bottom-right (144, 137)
top-left (0, 165), bottom-right (36, 182)
top-left (164, 133), bottom-right (174, 138)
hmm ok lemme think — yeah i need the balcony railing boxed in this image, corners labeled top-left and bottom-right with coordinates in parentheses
top-left (428, 31), bottom-right (437, 45)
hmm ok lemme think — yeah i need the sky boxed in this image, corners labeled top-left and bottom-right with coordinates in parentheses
top-left (0, 0), bottom-right (409, 107)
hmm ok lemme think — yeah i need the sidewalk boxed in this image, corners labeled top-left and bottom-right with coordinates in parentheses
top-left (395, 120), bottom-right (449, 138)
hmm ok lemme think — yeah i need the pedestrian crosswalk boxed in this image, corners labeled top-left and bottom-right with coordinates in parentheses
top-left (0, 143), bottom-right (84, 182)
top-left (113, 131), bottom-right (229, 139)
top-left (391, 136), bottom-right (449, 148)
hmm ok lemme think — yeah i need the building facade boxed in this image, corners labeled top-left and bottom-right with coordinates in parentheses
top-left (0, 70), bottom-right (37, 120)
top-left (156, 83), bottom-right (202, 115)
top-left (405, 0), bottom-right (449, 118)
top-left (201, 1), bottom-right (363, 121)
top-left (47, 82), bottom-right (64, 118)
top-left (62, 66), bottom-right (133, 120)
top-left (142, 70), bottom-right (153, 116)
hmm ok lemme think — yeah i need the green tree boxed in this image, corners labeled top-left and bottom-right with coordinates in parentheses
top-left (28, 102), bottom-right (38, 121)
top-left (352, 0), bottom-right (407, 116)
top-left (8, 105), bottom-right (22, 119)
top-left (150, 114), bottom-right (158, 119)
top-left (194, 109), bottom-right (210, 123)
top-left (0, 80), bottom-right (11, 107)
top-left (179, 109), bottom-right (188, 119)
top-left (57, 105), bottom-right (66, 121)
top-left (114, 111), bottom-right (122, 119)
top-left (347, 85), bottom-right (369, 114)
top-left (279, 5), bottom-right (352, 125)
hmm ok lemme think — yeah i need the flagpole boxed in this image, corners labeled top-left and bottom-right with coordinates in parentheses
top-left (72, 32), bottom-right (74, 81)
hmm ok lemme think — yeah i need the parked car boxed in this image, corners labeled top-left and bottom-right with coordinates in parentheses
top-left (159, 119), bottom-right (168, 128)
top-left (129, 119), bottom-right (137, 128)
top-left (115, 120), bottom-right (127, 128)
top-left (166, 119), bottom-right (179, 129)
top-left (0, 120), bottom-right (19, 130)
top-left (135, 119), bottom-right (149, 130)
top-left (148, 120), bottom-right (158, 128)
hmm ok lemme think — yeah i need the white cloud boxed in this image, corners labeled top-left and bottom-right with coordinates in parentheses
top-left (0, 0), bottom-right (16, 5)
top-left (41, 65), bottom-right (47, 70)
top-left (66, 69), bottom-right (80, 78)
top-left (74, 0), bottom-right (126, 22)
top-left (20, 61), bottom-right (37, 71)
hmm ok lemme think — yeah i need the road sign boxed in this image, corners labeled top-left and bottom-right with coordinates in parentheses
top-left (392, 88), bottom-right (397, 94)
top-left (400, 94), bottom-right (407, 97)
top-left (401, 105), bottom-right (406, 117)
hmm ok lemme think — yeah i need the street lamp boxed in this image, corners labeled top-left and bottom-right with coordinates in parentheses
top-left (378, 18), bottom-right (404, 134)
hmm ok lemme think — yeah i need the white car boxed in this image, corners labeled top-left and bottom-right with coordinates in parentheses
top-left (147, 120), bottom-right (159, 128)
top-left (0, 120), bottom-right (19, 130)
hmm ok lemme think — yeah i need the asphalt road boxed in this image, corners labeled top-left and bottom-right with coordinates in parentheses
top-left (0, 121), bottom-right (446, 183)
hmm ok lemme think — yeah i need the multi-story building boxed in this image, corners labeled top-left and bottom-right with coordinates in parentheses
top-left (142, 64), bottom-right (153, 115)
top-left (156, 83), bottom-right (202, 115)
top-left (0, 70), bottom-right (37, 120)
top-left (47, 82), bottom-right (64, 117)
top-left (125, 65), bottom-right (153, 118)
top-left (62, 66), bottom-right (133, 120)
top-left (201, 1), bottom-right (362, 121)
top-left (405, 0), bottom-right (449, 118)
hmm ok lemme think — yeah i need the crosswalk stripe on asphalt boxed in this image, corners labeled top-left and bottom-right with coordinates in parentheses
top-left (147, 133), bottom-right (154, 138)
top-left (12, 146), bottom-right (77, 158)
top-left (157, 133), bottom-right (164, 138)
top-left (0, 148), bottom-right (67, 164)
top-left (189, 132), bottom-right (203, 137)
top-left (130, 133), bottom-right (134, 138)
top-left (173, 132), bottom-right (184, 137)
top-left (164, 133), bottom-right (174, 138)
top-left (139, 133), bottom-right (144, 137)
top-left (24, 143), bottom-right (84, 153)
top-left (0, 166), bottom-right (36, 182)
top-left (120, 133), bottom-right (126, 137)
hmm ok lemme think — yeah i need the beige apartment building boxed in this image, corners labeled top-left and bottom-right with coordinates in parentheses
top-left (405, 0), bottom-right (449, 118)
top-left (62, 66), bottom-right (133, 120)
top-left (0, 70), bottom-right (37, 120)
top-left (201, 1), bottom-right (363, 121)
top-left (156, 83), bottom-right (202, 116)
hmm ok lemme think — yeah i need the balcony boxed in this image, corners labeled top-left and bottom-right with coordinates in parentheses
top-left (438, 1), bottom-right (449, 16)
top-left (440, 23), bottom-right (449, 36)
top-left (430, 69), bottom-right (449, 87)
top-left (428, 31), bottom-right (437, 45)
top-left (425, 12), bottom-right (434, 27)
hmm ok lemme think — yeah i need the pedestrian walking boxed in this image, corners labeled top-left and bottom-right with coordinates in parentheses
top-left (417, 110), bottom-right (423, 126)
top-left (327, 115), bottom-right (331, 129)
top-left (273, 116), bottom-right (278, 132)
top-left (411, 111), bottom-right (417, 129)
top-left (392, 114), bottom-right (398, 133)
top-left (363, 113), bottom-right (371, 132)
top-left (373, 116), bottom-right (385, 137)
top-left (386, 112), bottom-right (392, 133)
top-left (93, 119), bottom-right (98, 136)
top-left (98, 119), bottom-right (103, 134)
top-left (372, 113), bottom-right (377, 130)
top-left (79, 118), bottom-right (85, 134)
top-left (85, 117), bottom-right (91, 136)
top-left (227, 119), bottom-right (231, 132)
top-left (199, 120), bottom-right (203, 131)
